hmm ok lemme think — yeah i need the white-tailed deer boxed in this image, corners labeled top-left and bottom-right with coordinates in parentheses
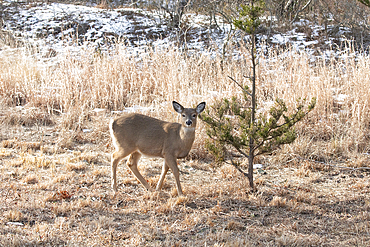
top-left (110, 101), bottom-right (206, 196)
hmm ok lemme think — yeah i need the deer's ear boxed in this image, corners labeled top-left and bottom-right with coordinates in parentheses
top-left (196, 102), bottom-right (206, 114)
top-left (173, 101), bottom-right (184, 113)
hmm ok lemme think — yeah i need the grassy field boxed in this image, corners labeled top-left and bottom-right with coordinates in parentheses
top-left (0, 43), bottom-right (370, 246)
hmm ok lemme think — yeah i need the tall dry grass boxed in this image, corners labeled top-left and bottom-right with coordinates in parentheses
top-left (0, 43), bottom-right (369, 165)
top-left (1, 42), bottom-right (370, 246)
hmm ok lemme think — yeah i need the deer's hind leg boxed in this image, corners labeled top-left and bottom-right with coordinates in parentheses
top-left (127, 151), bottom-right (153, 191)
top-left (111, 148), bottom-right (132, 192)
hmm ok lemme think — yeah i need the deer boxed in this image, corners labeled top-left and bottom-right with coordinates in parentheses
top-left (109, 101), bottom-right (206, 196)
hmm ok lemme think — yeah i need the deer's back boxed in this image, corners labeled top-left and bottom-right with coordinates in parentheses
top-left (111, 113), bottom-right (182, 157)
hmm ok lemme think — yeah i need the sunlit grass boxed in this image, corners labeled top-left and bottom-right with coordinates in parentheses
top-left (1, 43), bottom-right (370, 162)
top-left (0, 43), bottom-right (370, 245)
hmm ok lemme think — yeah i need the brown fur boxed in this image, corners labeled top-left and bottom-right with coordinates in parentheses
top-left (110, 101), bottom-right (205, 196)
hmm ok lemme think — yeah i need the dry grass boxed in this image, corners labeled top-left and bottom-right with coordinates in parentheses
top-left (1, 43), bottom-right (370, 161)
top-left (0, 43), bottom-right (370, 245)
top-left (0, 149), bottom-right (369, 245)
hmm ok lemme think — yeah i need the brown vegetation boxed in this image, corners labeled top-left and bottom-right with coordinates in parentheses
top-left (0, 43), bottom-right (370, 245)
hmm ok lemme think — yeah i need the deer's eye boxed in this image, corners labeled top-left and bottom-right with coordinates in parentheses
top-left (192, 114), bottom-right (196, 118)
top-left (182, 114), bottom-right (186, 118)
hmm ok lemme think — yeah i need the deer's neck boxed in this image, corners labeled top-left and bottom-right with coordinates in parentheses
top-left (177, 126), bottom-right (196, 158)
top-left (180, 126), bottom-right (196, 142)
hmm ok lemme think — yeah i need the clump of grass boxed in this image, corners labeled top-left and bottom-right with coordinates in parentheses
top-left (13, 152), bottom-right (52, 169)
top-left (52, 173), bottom-right (74, 183)
top-left (22, 174), bottom-right (38, 184)
top-left (91, 167), bottom-right (108, 178)
top-left (5, 210), bottom-right (23, 222)
top-left (72, 151), bottom-right (104, 164)
top-left (351, 155), bottom-right (370, 168)
top-left (1, 139), bottom-right (42, 151)
top-left (2, 107), bottom-right (54, 127)
top-left (225, 220), bottom-right (245, 231)
top-left (0, 148), bottom-right (12, 158)
top-left (269, 196), bottom-right (288, 208)
top-left (147, 176), bottom-right (160, 188)
top-left (174, 195), bottom-right (189, 205)
top-left (65, 162), bottom-right (88, 172)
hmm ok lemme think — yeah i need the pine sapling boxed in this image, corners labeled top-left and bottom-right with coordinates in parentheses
top-left (201, 0), bottom-right (316, 190)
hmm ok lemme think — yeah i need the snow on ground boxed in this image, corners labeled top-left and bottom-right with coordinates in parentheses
top-left (1, 1), bottom-right (351, 59)
top-left (2, 2), bottom-right (231, 56)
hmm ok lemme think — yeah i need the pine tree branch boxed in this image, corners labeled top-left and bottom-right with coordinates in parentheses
top-left (253, 139), bottom-right (267, 153)
top-left (232, 145), bottom-right (249, 158)
top-left (251, 124), bottom-right (286, 153)
top-left (358, 0), bottom-right (370, 8)
top-left (252, 125), bottom-right (292, 154)
top-left (252, 137), bottom-right (279, 155)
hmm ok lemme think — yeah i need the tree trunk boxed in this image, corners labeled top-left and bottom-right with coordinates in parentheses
top-left (248, 31), bottom-right (257, 190)
top-left (172, 0), bottom-right (189, 28)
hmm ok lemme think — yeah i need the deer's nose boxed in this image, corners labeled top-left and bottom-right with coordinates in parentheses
top-left (186, 120), bottom-right (192, 126)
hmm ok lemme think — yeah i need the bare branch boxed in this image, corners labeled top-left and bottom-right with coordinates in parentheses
top-left (290, 0), bottom-right (313, 24)
top-left (228, 76), bottom-right (252, 96)
top-left (227, 155), bottom-right (249, 177)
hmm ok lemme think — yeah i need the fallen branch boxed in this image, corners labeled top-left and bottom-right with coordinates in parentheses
top-left (296, 156), bottom-right (370, 171)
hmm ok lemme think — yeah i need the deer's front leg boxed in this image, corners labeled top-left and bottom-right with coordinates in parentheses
top-left (156, 162), bottom-right (169, 191)
top-left (165, 155), bottom-right (183, 196)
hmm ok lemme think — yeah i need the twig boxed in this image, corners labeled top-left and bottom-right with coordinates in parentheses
top-left (228, 76), bottom-right (252, 97)
top-left (159, 5), bottom-right (173, 20)
top-left (227, 156), bottom-right (249, 177)
top-left (290, 0), bottom-right (313, 24)
top-left (232, 145), bottom-right (249, 159)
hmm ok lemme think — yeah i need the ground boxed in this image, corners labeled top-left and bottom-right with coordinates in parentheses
top-left (0, 112), bottom-right (369, 246)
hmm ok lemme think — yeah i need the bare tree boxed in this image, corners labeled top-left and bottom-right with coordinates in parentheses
top-left (159, 0), bottom-right (191, 28)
